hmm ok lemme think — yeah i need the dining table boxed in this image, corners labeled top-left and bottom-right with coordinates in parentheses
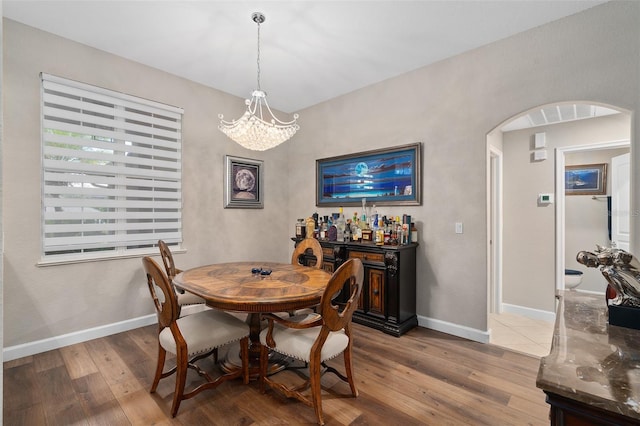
top-left (172, 261), bottom-right (332, 377)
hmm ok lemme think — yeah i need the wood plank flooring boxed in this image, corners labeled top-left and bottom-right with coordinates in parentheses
top-left (4, 322), bottom-right (549, 425)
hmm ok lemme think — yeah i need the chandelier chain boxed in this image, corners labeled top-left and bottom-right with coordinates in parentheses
top-left (256, 18), bottom-right (261, 91)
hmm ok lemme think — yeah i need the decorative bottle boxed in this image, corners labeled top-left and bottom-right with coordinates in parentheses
top-left (305, 217), bottom-right (315, 240)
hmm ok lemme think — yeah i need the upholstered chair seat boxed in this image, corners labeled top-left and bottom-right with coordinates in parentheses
top-left (159, 309), bottom-right (250, 356)
top-left (259, 313), bottom-right (348, 362)
top-left (176, 290), bottom-right (207, 307)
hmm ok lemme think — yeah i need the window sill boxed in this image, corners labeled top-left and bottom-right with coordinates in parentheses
top-left (37, 247), bottom-right (187, 267)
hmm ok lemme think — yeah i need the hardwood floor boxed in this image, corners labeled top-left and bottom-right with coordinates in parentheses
top-left (4, 322), bottom-right (549, 425)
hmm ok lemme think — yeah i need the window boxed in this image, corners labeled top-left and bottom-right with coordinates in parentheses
top-left (41, 73), bottom-right (183, 262)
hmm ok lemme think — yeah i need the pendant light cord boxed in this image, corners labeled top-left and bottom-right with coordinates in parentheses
top-left (256, 18), bottom-right (261, 92)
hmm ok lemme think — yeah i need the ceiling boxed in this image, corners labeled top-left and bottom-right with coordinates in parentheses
top-left (4, 0), bottom-right (607, 117)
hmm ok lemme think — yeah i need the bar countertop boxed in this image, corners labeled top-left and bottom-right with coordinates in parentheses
top-left (536, 291), bottom-right (640, 419)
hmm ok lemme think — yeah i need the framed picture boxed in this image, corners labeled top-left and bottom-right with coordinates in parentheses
top-left (565, 163), bottom-right (607, 196)
top-left (316, 143), bottom-right (422, 207)
top-left (224, 155), bottom-right (264, 208)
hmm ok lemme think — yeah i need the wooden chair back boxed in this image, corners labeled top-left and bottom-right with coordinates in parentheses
top-left (320, 258), bottom-right (364, 332)
top-left (291, 238), bottom-right (324, 269)
top-left (143, 256), bottom-right (179, 329)
top-left (158, 239), bottom-right (180, 280)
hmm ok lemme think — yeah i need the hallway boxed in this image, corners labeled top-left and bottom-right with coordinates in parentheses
top-left (489, 312), bottom-right (554, 358)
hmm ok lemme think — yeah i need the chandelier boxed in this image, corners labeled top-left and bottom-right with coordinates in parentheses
top-left (219, 12), bottom-right (299, 151)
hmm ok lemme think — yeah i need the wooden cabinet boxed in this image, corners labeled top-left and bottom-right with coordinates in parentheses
top-left (292, 239), bottom-right (418, 336)
top-left (348, 248), bottom-right (386, 317)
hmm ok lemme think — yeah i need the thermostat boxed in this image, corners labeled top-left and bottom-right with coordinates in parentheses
top-left (539, 193), bottom-right (554, 204)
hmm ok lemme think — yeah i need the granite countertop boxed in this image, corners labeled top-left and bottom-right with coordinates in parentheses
top-left (536, 291), bottom-right (640, 419)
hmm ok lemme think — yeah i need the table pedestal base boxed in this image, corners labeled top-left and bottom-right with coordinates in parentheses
top-left (220, 341), bottom-right (291, 379)
top-left (220, 312), bottom-right (292, 379)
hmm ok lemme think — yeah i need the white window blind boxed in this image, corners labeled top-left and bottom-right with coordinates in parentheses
top-left (41, 73), bottom-right (184, 260)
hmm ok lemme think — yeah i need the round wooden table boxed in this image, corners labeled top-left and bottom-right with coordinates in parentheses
top-left (173, 261), bottom-right (331, 376)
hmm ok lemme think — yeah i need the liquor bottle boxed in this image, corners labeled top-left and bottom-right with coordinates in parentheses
top-left (336, 207), bottom-right (346, 242)
top-left (396, 221), bottom-right (404, 245)
top-left (383, 218), bottom-right (391, 245)
top-left (375, 221), bottom-right (384, 246)
top-left (328, 224), bottom-right (338, 241)
top-left (371, 205), bottom-right (378, 230)
top-left (318, 217), bottom-right (326, 240)
top-left (351, 217), bottom-right (360, 241)
top-left (402, 214), bottom-right (411, 243)
top-left (295, 218), bottom-right (306, 239)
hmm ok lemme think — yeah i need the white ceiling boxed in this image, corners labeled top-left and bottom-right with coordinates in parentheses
top-left (4, 0), bottom-right (607, 115)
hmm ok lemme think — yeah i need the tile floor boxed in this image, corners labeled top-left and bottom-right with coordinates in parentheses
top-left (489, 312), bottom-right (555, 358)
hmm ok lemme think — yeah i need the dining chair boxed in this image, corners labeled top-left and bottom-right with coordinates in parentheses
top-left (259, 258), bottom-right (364, 425)
top-left (291, 237), bottom-right (324, 269)
top-left (158, 240), bottom-right (206, 310)
top-left (286, 237), bottom-right (326, 317)
top-left (142, 256), bottom-right (250, 417)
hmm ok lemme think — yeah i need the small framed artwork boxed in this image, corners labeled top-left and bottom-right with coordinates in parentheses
top-left (565, 163), bottom-right (607, 196)
top-left (224, 155), bottom-right (263, 208)
top-left (316, 143), bottom-right (422, 207)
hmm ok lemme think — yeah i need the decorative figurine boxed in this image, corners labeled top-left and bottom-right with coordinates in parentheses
top-left (577, 245), bottom-right (640, 307)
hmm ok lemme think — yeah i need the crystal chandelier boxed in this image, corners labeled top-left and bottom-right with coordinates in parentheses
top-left (219, 12), bottom-right (299, 151)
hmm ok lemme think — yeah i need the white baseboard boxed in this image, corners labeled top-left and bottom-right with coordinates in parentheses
top-left (417, 314), bottom-right (490, 344)
top-left (6, 304), bottom-right (551, 362)
top-left (3, 304), bottom-right (207, 362)
top-left (501, 303), bottom-right (555, 322)
top-left (572, 288), bottom-right (605, 296)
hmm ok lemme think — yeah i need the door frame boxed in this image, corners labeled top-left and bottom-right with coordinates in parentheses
top-left (611, 152), bottom-right (631, 251)
top-left (488, 146), bottom-right (503, 314)
top-left (554, 139), bottom-right (630, 292)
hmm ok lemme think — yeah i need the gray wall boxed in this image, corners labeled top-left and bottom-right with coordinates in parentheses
top-left (503, 115), bottom-right (630, 311)
top-left (3, 1), bottom-right (640, 350)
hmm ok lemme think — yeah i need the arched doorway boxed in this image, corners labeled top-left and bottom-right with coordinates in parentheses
top-left (486, 102), bottom-right (631, 356)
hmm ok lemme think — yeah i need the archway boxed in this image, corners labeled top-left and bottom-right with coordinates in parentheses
top-left (486, 102), bottom-right (631, 356)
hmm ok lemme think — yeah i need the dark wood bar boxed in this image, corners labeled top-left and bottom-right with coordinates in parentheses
top-left (293, 239), bottom-right (418, 336)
